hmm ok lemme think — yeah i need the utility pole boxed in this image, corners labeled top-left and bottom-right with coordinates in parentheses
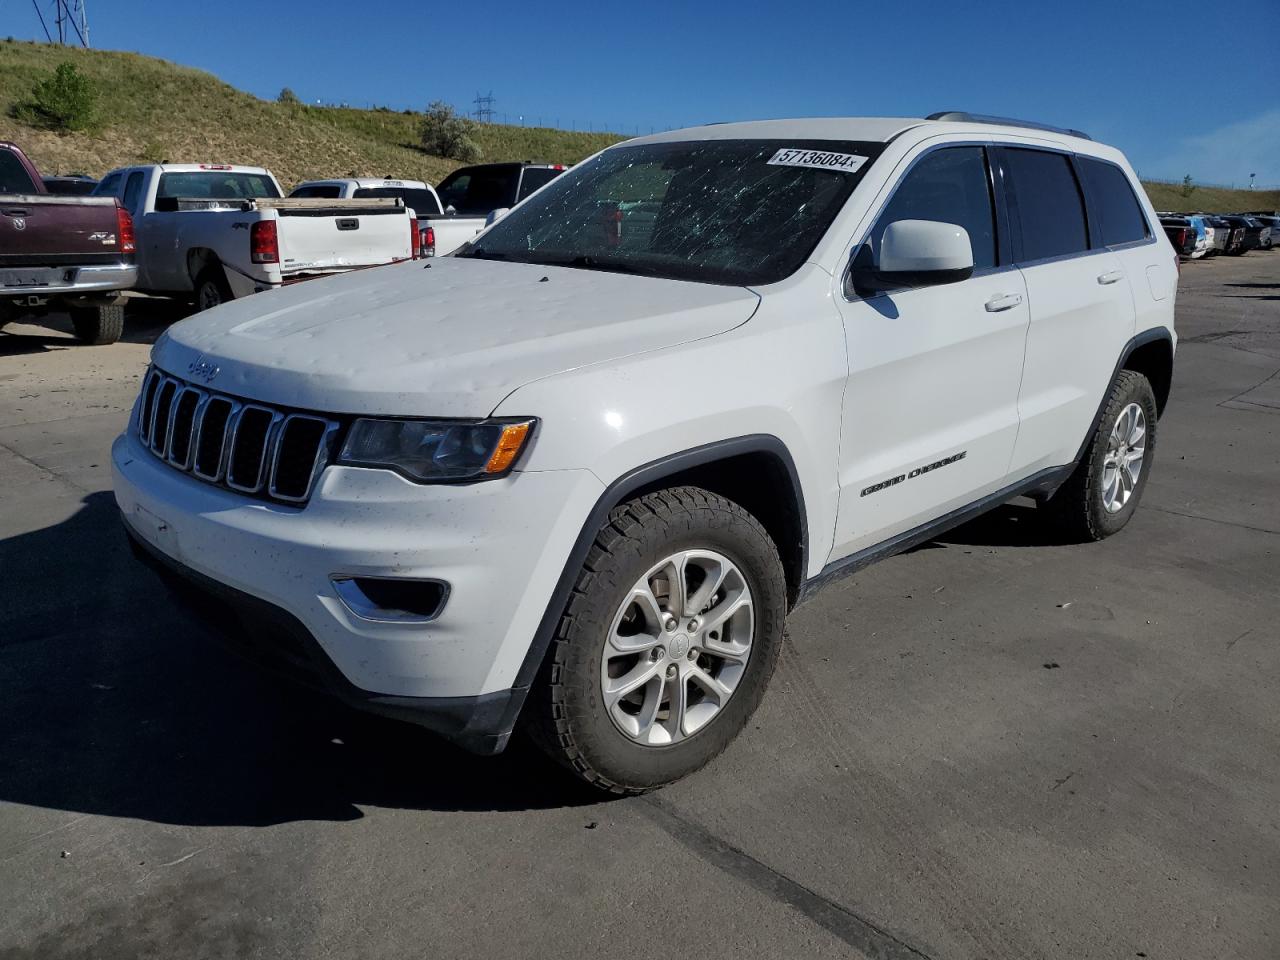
top-left (33, 1), bottom-right (89, 46)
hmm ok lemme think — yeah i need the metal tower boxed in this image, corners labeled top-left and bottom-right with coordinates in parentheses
top-left (31, 0), bottom-right (91, 46)
top-left (472, 92), bottom-right (496, 124)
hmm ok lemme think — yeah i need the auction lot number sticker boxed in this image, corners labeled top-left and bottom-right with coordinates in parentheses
top-left (767, 148), bottom-right (869, 173)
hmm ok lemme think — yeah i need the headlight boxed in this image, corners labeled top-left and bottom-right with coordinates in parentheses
top-left (337, 418), bottom-right (535, 482)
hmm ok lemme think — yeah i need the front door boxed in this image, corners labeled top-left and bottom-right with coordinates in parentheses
top-left (830, 145), bottom-right (1030, 560)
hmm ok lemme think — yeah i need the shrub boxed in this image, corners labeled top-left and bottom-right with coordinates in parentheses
top-left (420, 101), bottom-right (481, 162)
top-left (277, 87), bottom-right (300, 105)
top-left (15, 62), bottom-right (97, 133)
top-left (1180, 175), bottom-right (1197, 198)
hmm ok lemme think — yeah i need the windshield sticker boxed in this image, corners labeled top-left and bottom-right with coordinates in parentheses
top-left (767, 148), bottom-right (869, 174)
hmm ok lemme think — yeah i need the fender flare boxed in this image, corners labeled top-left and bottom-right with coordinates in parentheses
top-left (509, 434), bottom-right (808, 693)
top-left (1070, 326), bottom-right (1175, 467)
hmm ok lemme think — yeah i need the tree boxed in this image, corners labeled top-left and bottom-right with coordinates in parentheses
top-left (420, 101), bottom-right (481, 162)
top-left (1179, 175), bottom-right (1197, 199)
top-left (277, 87), bottom-right (301, 105)
top-left (15, 62), bottom-right (97, 133)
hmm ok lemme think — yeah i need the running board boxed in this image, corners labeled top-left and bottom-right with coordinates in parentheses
top-left (798, 464), bottom-right (1074, 603)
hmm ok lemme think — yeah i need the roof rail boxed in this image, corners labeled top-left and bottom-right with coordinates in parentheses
top-left (926, 111), bottom-right (1092, 141)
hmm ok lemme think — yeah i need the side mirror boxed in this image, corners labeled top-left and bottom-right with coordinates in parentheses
top-left (485, 207), bottom-right (510, 226)
top-left (851, 219), bottom-right (974, 296)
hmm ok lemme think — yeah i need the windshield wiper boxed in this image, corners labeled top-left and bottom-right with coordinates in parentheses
top-left (531, 254), bottom-right (661, 277)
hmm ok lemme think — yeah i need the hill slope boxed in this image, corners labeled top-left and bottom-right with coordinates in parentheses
top-left (0, 41), bottom-right (623, 187)
top-left (2, 40), bottom-right (1277, 214)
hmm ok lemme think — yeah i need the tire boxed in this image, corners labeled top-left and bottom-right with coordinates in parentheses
top-left (1042, 369), bottom-right (1158, 542)
top-left (194, 265), bottom-right (233, 311)
top-left (69, 303), bottom-right (125, 345)
top-left (525, 486), bottom-right (787, 795)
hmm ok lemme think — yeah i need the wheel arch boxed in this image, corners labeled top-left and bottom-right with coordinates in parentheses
top-left (186, 247), bottom-right (222, 285)
top-left (511, 435), bottom-right (809, 693)
top-left (1121, 330), bottom-right (1174, 416)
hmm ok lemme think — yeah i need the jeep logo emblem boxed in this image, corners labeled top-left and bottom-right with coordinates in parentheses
top-left (187, 357), bottom-right (220, 384)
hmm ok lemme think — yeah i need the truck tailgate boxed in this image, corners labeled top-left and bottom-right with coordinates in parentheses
top-left (0, 195), bottom-right (126, 265)
top-left (269, 200), bottom-right (412, 275)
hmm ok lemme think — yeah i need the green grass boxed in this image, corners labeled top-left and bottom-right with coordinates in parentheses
top-left (0, 40), bottom-right (624, 188)
top-left (3, 39), bottom-right (1277, 215)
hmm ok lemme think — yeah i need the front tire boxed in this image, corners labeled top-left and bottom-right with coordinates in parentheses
top-left (1042, 369), bottom-right (1158, 542)
top-left (69, 303), bottom-right (125, 345)
top-left (526, 487), bottom-right (787, 794)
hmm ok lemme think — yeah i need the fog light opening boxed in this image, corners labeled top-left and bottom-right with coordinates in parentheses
top-left (331, 576), bottom-right (449, 624)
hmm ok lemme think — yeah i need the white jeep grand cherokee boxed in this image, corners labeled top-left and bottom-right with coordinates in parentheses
top-left (113, 113), bottom-right (1176, 793)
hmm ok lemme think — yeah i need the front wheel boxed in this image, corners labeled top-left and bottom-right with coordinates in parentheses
top-left (69, 303), bottom-right (125, 345)
top-left (1042, 369), bottom-right (1158, 541)
top-left (526, 487), bottom-right (787, 794)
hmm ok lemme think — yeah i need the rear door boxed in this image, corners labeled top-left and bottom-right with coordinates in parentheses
top-left (830, 144), bottom-right (1031, 557)
top-left (999, 147), bottom-right (1135, 475)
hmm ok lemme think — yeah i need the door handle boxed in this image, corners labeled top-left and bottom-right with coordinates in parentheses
top-left (1097, 270), bottom-right (1124, 285)
top-left (984, 293), bottom-right (1023, 312)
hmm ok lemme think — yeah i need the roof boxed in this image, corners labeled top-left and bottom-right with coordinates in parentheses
top-left (301, 177), bottom-right (430, 189)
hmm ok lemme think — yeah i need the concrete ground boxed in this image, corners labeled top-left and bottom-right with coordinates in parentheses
top-left (1, 254), bottom-right (1277, 960)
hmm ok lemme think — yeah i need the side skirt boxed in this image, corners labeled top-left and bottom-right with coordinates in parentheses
top-left (798, 464), bottom-right (1073, 603)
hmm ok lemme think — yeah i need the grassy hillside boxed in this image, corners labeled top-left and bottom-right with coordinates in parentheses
top-left (3, 40), bottom-right (1277, 215)
top-left (1140, 181), bottom-right (1279, 216)
top-left (0, 41), bottom-right (623, 188)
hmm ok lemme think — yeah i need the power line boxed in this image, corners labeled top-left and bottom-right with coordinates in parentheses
top-left (472, 91), bottom-right (495, 124)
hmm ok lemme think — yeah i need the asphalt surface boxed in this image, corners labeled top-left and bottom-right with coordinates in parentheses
top-left (1, 254), bottom-right (1277, 959)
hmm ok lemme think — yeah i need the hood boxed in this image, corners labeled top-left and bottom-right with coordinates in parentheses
top-left (152, 256), bottom-right (759, 417)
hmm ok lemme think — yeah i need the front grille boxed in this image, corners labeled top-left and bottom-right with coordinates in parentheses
top-left (136, 367), bottom-right (339, 504)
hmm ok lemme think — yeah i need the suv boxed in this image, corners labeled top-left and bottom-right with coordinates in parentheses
top-left (113, 113), bottom-right (1176, 794)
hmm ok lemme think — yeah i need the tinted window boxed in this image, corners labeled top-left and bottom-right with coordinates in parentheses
top-left (1078, 157), bottom-right (1149, 246)
top-left (156, 172), bottom-right (280, 200)
top-left (869, 147), bottom-right (997, 270)
top-left (1004, 149), bottom-right (1089, 262)
top-left (0, 151), bottom-right (39, 194)
top-left (290, 184), bottom-right (342, 199)
top-left (516, 167), bottom-right (562, 202)
top-left (43, 177), bottom-right (98, 195)
top-left (92, 172), bottom-right (122, 197)
top-left (122, 172), bottom-right (144, 215)
top-left (458, 139), bottom-right (882, 286)
top-left (353, 187), bottom-right (443, 215)
top-left (435, 166), bottom-right (519, 214)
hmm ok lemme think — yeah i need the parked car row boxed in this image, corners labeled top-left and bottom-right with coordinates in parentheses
top-left (1157, 211), bottom-right (1274, 260)
top-left (2, 142), bottom-right (568, 344)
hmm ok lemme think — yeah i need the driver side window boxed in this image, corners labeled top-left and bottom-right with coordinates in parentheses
top-left (868, 147), bottom-right (998, 271)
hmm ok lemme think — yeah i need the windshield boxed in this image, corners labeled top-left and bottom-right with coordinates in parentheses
top-left (455, 140), bottom-right (883, 285)
top-left (156, 171), bottom-right (281, 200)
top-left (353, 186), bottom-right (443, 215)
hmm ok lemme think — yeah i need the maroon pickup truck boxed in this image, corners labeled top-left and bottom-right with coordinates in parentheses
top-left (1, 142), bottom-right (137, 344)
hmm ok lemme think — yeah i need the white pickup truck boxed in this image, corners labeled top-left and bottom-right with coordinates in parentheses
top-left (290, 177), bottom-right (444, 256)
top-left (93, 164), bottom-right (417, 309)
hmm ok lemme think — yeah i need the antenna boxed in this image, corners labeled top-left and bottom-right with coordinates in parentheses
top-left (472, 91), bottom-right (495, 124)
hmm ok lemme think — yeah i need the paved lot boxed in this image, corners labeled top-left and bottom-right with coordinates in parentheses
top-left (1, 255), bottom-right (1277, 960)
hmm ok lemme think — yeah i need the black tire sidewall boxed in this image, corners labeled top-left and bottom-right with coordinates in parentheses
top-left (69, 304), bottom-right (124, 345)
top-left (546, 490), bottom-right (787, 791)
top-left (1083, 373), bottom-right (1158, 537)
top-left (195, 268), bottom-right (231, 310)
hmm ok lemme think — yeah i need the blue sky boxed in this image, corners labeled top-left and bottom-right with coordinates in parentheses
top-left (9, 0), bottom-right (1280, 185)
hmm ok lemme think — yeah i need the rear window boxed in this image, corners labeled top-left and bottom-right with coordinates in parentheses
top-left (290, 184), bottom-right (343, 199)
top-left (435, 166), bottom-right (519, 215)
top-left (0, 151), bottom-right (38, 194)
top-left (352, 187), bottom-right (443, 215)
top-left (1004, 149), bottom-right (1090, 263)
top-left (516, 167), bottom-right (563, 202)
top-left (1078, 157), bottom-right (1150, 246)
top-left (157, 171), bottom-right (280, 200)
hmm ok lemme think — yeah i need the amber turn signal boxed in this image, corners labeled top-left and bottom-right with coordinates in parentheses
top-left (484, 421), bottom-right (534, 474)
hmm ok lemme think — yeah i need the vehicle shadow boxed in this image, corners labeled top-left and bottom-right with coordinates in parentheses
top-left (926, 501), bottom-right (1074, 549)
top-left (0, 299), bottom-right (191, 355)
top-left (0, 492), bottom-right (598, 828)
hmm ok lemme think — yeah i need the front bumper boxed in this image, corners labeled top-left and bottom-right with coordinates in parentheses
top-left (1, 263), bottom-right (137, 295)
top-left (111, 430), bottom-right (603, 748)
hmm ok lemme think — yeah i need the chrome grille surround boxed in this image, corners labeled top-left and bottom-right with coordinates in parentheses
top-left (135, 367), bottom-right (339, 504)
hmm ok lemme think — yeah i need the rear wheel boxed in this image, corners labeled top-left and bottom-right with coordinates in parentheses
top-left (194, 266), bottom-right (233, 311)
top-left (1042, 369), bottom-right (1157, 541)
top-left (69, 303), bottom-right (125, 345)
top-left (526, 487), bottom-right (787, 794)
